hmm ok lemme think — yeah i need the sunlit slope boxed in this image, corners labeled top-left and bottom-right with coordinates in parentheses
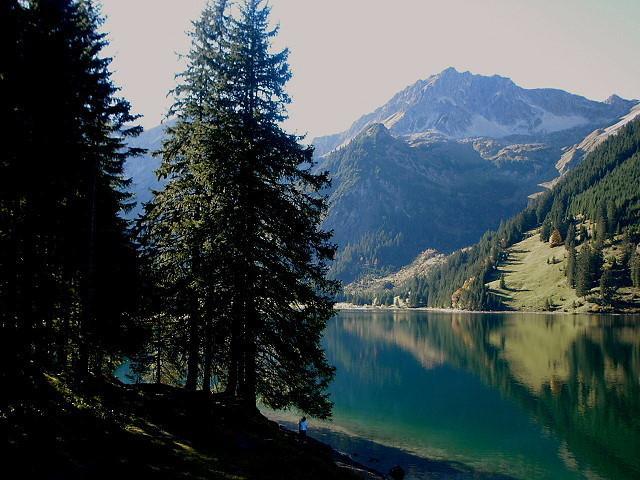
top-left (486, 232), bottom-right (588, 312)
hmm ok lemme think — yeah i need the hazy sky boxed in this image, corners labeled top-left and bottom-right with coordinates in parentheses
top-left (100, 0), bottom-right (640, 138)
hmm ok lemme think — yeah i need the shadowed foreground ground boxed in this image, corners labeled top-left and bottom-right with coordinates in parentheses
top-left (2, 369), bottom-right (381, 479)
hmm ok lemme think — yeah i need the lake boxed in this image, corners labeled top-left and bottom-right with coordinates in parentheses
top-left (266, 310), bottom-right (640, 479)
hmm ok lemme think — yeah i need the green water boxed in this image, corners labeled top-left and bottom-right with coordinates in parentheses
top-left (299, 310), bottom-right (640, 479)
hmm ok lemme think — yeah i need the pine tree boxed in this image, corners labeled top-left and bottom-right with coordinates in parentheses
top-left (139, 1), bottom-right (238, 391)
top-left (566, 244), bottom-right (577, 287)
top-left (620, 231), bottom-right (634, 286)
top-left (595, 202), bottom-right (608, 246)
top-left (226, 0), bottom-right (338, 414)
top-left (600, 267), bottom-right (615, 305)
top-left (140, 0), bottom-right (338, 416)
top-left (549, 228), bottom-right (563, 247)
top-left (565, 222), bottom-right (576, 249)
top-left (1, 0), bottom-right (142, 375)
top-left (592, 244), bottom-right (604, 284)
top-left (576, 244), bottom-right (594, 297)
top-left (499, 274), bottom-right (506, 290)
top-left (606, 201), bottom-right (617, 238)
top-left (540, 221), bottom-right (551, 242)
top-left (631, 250), bottom-right (640, 288)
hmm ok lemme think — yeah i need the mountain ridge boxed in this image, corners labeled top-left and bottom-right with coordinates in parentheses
top-left (313, 67), bottom-right (636, 157)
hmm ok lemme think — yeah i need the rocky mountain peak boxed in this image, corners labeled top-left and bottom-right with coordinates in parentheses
top-left (313, 69), bottom-right (636, 157)
top-left (358, 122), bottom-right (391, 140)
top-left (604, 93), bottom-right (627, 105)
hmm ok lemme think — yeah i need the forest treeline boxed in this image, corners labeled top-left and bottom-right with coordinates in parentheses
top-left (346, 119), bottom-right (640, 310)
top-left (1, 0), bottom-right (337, 418)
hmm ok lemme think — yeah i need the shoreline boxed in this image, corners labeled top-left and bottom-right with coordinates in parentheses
top-left (334, 302), bottom-right (640, 316)
top-left (270, 414), bottom-right (515, 480)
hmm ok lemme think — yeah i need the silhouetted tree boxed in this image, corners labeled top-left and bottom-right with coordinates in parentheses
top-left (139, 0), bottom-right (338, 416)
top-left (0, 0), bottom-right (142, 376)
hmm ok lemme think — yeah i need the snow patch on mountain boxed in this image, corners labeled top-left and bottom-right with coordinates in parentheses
top-left (535, 110), bottom-right (588, 133)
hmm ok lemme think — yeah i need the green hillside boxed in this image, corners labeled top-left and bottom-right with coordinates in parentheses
top-left (486, 232), bottom-right (586, 312)
top-left (487, 226), bottom-right (640, 313)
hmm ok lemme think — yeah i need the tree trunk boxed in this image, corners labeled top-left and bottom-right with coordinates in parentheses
top-left (202, 323), bottom-right (213, 392)
top-left (185, 308), bottom-right (200, 391)
top-left (155, 319), bottom-right (162, 384)
top-left (225, 296), bottom-right (242, 397)
top-left (202, 291), bottom-right (214, 392)
top-left (57, 308), bottom-right (69, 370)
top-left (240, 297), bottom-right (257, 407)
top-left (185, 246), bottom-right (202, 391)
top-left (79, 169), bottom-right (98, 378)
top-left (6, 231), bottom-right (18, 331)
top-left (21, 219), bottom-right (35, 361)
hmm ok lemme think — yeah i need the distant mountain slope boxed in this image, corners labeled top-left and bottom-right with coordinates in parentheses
top-left (344, 248), bottom-right (445, 306)
top-left (319, 123), bottom-right (538, 281)
top-left (123, 122), bottom-right (171, 218)
top-left (555, 103), bottom-right (640, 175)
top-left (376, 118), bottom-right (640, 311)
top-left (313, 67), bottom-right (635, 157)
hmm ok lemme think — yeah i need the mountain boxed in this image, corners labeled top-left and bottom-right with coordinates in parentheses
top-left (314, 68), bottom-right (637, 282)
top-left (343, 248), bottom-right (445, 306)
top-left (314, 67), bottom-right (635, 156)
top-left (347, 117), bottom-right (640, 312)
top-left (555, 102), bottom-right (640, 175)
top-left (319, 122), bottom-right (540, 281)
top-left (123, 122), bottom-right (171, 218)
top-left (123, 69), bottom-right (637, 283)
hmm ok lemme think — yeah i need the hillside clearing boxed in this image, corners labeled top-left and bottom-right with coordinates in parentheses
top-left (487, 232), bottom-right (589, 312)
top-left (487, 230), bottom-right (640, 313)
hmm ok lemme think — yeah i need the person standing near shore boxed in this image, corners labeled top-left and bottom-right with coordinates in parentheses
top-left (298, 417), bottom-right (308, 438)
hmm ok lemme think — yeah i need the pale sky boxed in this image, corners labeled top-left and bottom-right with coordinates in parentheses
top-left (100, 0), bottom-right (640, 139)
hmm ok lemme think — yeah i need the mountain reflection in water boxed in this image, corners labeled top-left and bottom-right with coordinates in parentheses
top-left (307, 311), bottom-right (640, 480)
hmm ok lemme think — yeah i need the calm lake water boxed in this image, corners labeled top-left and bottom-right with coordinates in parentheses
top-left (268, 310), bottom-right (640, 479)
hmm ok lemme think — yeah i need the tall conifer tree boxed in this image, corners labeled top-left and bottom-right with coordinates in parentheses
top-left (576, 244), bottom-right (594, 297)
top-left (565, 222), bottom-right (576, 249)
top-left (631, 250), bottom-right (640, 288)
top-left (566, 244), bottom-right (577, 288)
top-left (0, 0), bottom-right (142, 375)
top-left (595, 203), bottom-right (608, 246)
top-left (140, 0), bottom-right (337, 416)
